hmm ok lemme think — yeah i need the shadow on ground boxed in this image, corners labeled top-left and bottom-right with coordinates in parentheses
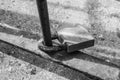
top-left (0, 39), bottom-right (103, 80)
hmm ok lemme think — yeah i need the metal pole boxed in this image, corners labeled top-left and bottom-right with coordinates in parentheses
top-left (36, 0), bottom-right (53, 46)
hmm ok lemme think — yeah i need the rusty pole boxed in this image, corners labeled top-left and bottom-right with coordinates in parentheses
top-left (36, 0), bottom-right (53, 46)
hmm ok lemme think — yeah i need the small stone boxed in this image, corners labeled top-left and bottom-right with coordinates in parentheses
top-left (30, 68), bottom-right (37, 75)
top-left (106, 59), bottom-right (110, 62)
top-left (98, 34), bottom-right (105, 41)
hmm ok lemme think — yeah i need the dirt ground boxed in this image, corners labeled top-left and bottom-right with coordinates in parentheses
top-left (0, 0), bottom-right (120, 80)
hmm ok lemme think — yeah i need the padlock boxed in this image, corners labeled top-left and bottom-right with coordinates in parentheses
top-left (39, 26), bottom-right (94, 53)
top-left (57, 26), bottom-right (95, 53)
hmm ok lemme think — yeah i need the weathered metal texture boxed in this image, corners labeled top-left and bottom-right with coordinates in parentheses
top-left (0, 35), bottom-right (93, 80)
top-left (66, 40), bottom-right (94, 53)
top-left (36, 0), bottom-right (52, 46)
top-left (0, 25), bottom-right (101, 80)
top-left (0, 25), bottom-right (119, 80)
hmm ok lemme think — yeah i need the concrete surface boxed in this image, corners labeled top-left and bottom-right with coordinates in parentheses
top-left (0, 28), bottom-right (117, 80)
top-left (0, 22), bottom-right (119, 80)
top-left (0, 52), bottom-right (68, 80)
top-left (0, 0), bottom-right (120, 80)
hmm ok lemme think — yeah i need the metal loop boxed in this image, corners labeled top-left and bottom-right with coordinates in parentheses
top-left (38, 39), bottom-right (65, 53)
